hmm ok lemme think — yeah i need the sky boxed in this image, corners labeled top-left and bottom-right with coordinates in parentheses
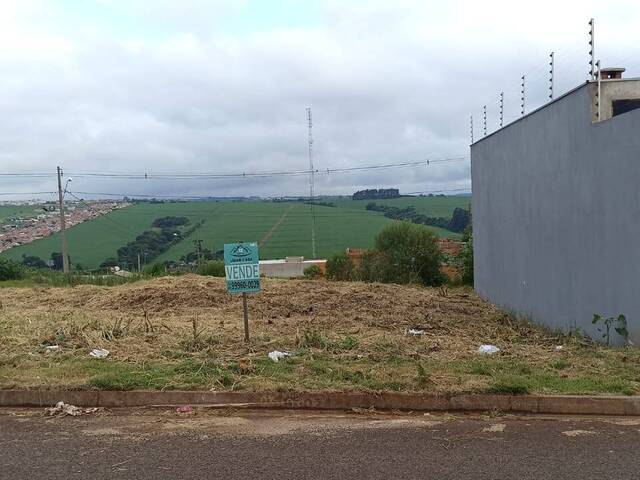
top-left (1, 0), bottom-right (639, 200)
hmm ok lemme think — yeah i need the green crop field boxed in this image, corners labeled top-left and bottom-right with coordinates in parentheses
top-left (1, 196), bottom-right (467, 269)
top-left (0, 204), bottom-right (42, 225)
top-left (329, 195), bottom-right (471, 217)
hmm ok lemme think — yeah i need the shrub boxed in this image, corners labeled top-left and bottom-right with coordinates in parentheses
top-left (369, 221), bottom-right (445, 286)
top-left (143, 263), bottom-right (166, 277)
top-left (196, 260), bottom-right (225, 277)
top-left (303, 264), bottom-right (322, 279)
top-left (325, 252), bottom-right (355, 281)
top-left (0, 259), bottom-right (25, 281)
top-left (457, 226), bottom-right (473, 285)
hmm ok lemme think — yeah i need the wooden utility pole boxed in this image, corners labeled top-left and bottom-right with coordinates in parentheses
top-left (56, 166), bottom-right (70, 274)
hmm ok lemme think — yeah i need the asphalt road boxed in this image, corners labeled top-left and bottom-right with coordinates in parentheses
top-left (1, 408), bottom-right (639, 479)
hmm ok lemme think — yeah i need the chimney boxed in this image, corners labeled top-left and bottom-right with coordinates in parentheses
top-left (600, 67), bottom-right (625, 80)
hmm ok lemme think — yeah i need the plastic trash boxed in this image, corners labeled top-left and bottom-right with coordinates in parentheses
top-left (406, 329), bottom-right (425, 336)
top-left (478, 345), bottom-right (500, 355)
top-left (268, 351), bottom-right (290, 362)
top-left (89, 348), bottom-right (110, 358)
top-left (555, 345), bottom-right (564, 351)
top-left (44, 345), bottom-right (61, 354)
top-left (176, 406), bottom-right (194, 414)
top-left (45, 401), bottom-right (98, 417)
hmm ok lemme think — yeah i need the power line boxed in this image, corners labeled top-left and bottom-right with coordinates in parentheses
top-left (58, 156), bottom-right (469, 179)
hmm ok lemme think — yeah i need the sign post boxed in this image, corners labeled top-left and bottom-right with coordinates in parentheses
top-left (224, 242), bottom-right (260, 342)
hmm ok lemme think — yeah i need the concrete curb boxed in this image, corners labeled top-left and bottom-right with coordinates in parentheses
top-left (1, 390), bottom-right (639, 415)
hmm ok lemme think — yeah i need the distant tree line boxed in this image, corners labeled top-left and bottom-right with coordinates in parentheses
top-left (352, 188), bottom-right (400, 200)
top-left (101, 217), bottom-right (203, 269)
top-left (366, 203), bottom-right (470, 233)
top-left (151, 216), bottom-right (190, 229)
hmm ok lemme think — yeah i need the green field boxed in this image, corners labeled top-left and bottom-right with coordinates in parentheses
top-left (0, 204), bottom-right (42, 225)
top-left (329, 195), bottom-right (471, 217)
top-left (1, 196), bottom-right (467, 269)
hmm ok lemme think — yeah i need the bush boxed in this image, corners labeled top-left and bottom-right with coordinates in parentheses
top-left (143, 263), bottom-right (166, 277)
top-left (362, 221), bottom-right (445, 286)
top-left (303, 264), bottom-right (322, 279)
top-left (459, 226), bottom-right (473, 285)
top-left (196, 260), bottom-right (225, 277)
top-left (0, 259), bottom-right (25, 281)
top-left (325, 252), bottom-right (355, 281)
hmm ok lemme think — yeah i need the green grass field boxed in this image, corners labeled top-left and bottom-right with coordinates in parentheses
top-left (329, 195), bottom-right (471, 217)
top-left (1, 196), bottom-right (467, 269)
top-left (0, 204), bottom-right (42, 224)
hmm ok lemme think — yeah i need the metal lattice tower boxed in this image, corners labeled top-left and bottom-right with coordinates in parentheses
top-left (306, 107), bottom-right (317, 259)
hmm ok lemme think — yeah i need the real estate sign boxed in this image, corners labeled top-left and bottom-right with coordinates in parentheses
top-left (223, 242), bottom-right (261, 294)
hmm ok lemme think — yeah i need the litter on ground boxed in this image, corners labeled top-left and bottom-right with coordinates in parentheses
top-left (268, 351), bottom-right (290, 362)
top-left (406, 328), bottom-right (425, 336)
top-left (555, 345), bottom-right (564, 351)
top-left (478, 345), bottom-right (500, 355)
top-left (176, 405), bottom-right (194, 414)
top-left (45, 401), bottom-right (99, 417)
top-left (89, 348), bottom-right (110, 358)
top-left (44, 345), bottom-right (61, 354)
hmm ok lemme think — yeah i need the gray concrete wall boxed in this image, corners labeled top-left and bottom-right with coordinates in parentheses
top-left (471, 84), bottom-right (640, 345)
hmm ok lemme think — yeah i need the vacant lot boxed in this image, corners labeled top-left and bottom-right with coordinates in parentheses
top-left (0, 276), bottom-right (637, 395)
top-left (0, 197), bottom-right (462, 269)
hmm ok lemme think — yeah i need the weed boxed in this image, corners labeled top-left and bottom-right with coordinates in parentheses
top-left (416, 362), bottom-right (431, 387)
top-left (488, 377), bottom-right (530, 395)
top-left (592, 314), bottom-right (629, 346)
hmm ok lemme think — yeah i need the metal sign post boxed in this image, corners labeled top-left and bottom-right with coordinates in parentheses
top-left (224, 242), bottom-right (260, 342)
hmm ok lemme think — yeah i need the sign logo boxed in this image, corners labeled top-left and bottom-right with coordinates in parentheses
top-left (230, 244), bottom-right (252, 258)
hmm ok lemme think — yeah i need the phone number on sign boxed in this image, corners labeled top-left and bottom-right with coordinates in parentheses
top-left (229, 279), bottom-right (260, 290)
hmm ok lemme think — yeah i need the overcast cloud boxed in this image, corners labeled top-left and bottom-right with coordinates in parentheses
top-left (1, 0), bottom-right (639, 199)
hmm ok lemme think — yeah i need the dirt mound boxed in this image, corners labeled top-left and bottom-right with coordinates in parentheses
top-left (1, 275), bottom-right (493, 332)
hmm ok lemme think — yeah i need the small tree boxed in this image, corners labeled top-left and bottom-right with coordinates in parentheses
top-left (372, 221), bottom-right (444, 286)
top-left (325, 252), bottom-right (355, 281)
top-left (303, 264), bottom-right (322, 279)
top-left (459, 225), bottom-right (473, 285)
top-left (196, 260), bottom-right (225, 277)
top-left (143, 263), bottom-right (166, 277)
top-left (21, 254), bottom-right (47, 269)
top-left (0, 259), bottom-right (24, 281)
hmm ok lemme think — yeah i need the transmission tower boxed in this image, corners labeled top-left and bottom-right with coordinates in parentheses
top-left (306, 107), bottom-right (317, 258)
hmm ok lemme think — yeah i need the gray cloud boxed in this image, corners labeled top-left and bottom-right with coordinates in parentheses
top-left (1, 0), bottom-right (638, 199)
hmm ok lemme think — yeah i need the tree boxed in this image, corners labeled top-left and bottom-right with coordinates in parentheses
top-left (0, 259), bottom-right (24, 281)
top-left (366, 221), bottom-right (444, 286)
top-left (460, 226), bottom-right (473, 285)
top-left (21, 254), bottom-right (47, 269)
top-left (325, 252), bottom-right (355, 281)
top-left (100, 258), bottom-right (120, 269)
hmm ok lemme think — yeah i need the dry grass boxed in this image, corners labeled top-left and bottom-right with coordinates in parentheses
top-left (0, 275), bottom-right (638, 395)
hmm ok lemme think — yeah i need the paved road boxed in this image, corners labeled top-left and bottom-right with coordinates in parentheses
top-left (1, 408), bottom-right (639, 479)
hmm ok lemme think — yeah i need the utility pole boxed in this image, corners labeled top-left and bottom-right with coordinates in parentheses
top-left (306, 107), bottom-right (317, 259)
top-left (193, 239), bottom-right (204, 265)
top-left (56, 166), bottom-right (70, 274)
top-left (137, 253), bottom-right (141, 273)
